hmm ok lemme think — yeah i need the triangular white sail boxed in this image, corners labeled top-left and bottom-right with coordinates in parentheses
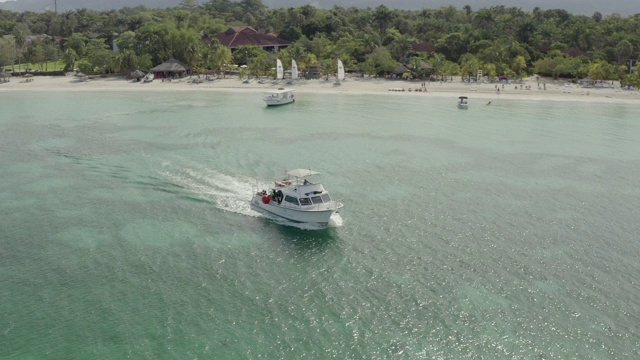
top-left (337, 59), bottom-right (345, 81)
top-left (291, 60), bottom-right (298, 80)
top-left (276, 59), bottom-right (283, 80)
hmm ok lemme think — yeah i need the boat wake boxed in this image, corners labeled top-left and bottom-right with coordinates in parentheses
top-left (158, 163), bottom-right (343, 230)
top-left (160, 164), bottom-right (260, 218)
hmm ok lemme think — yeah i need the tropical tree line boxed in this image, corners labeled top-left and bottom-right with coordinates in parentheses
top-left (1, 0), bottom-right (639, 86)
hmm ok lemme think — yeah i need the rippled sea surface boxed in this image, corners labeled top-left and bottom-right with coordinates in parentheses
top-left (1, 90), bottom-right (639, 359)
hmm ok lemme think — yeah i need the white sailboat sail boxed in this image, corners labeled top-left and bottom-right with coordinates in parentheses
top-left (337, 59), bottom-right (345, 81)
top-left (334, 59), bottom-right (345, 85)
top-left (291, 60), bottom-right (299, 80)
top-left (276, 59), bottom-right (284, 80)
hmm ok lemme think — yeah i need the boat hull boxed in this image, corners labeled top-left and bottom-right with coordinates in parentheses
top-left (252, 196), bottom-right (338, 224)
top-left (264, 99), bottom-right (294, 106)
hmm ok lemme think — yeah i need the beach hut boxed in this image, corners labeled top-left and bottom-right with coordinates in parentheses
top-left (75, 72), bottom-right (89, 82)
top-left (130, 69), bottom-right (145, 81)
top-left (149, 58), bottom-right (191, 80)
top-left (391, 64), bottom-right (411, 79)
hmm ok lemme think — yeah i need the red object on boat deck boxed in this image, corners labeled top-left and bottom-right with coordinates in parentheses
top-left (262, 195), bottom-right (270, 204)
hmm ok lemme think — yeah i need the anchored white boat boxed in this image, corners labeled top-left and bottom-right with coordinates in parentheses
top-left (457, 96), bottom-right (469, 108)
top-left (263, 88), bottom-right (295, 106)
top-left (252, 169), bottom-right (343, 224)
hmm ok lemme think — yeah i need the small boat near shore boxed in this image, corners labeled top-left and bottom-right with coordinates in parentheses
top-left (263, 88), bottom-right (295, 106)
top-left (457, 96), bottom-right (469, 108)
top-left (251, 169), bottom-right (343, 224)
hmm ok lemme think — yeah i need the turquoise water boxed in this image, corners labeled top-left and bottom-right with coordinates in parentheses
top-left (1, 90), bottom-right (639, 359)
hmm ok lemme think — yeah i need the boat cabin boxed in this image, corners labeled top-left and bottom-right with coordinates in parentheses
top-left (263, 88), bottom-right (295, 106)
top-left (262, 169), bottom-right (333, 208)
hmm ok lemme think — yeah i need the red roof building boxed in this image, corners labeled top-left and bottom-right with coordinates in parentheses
top-left (411, 41), bottom-right (436, 54)
top-left (563, 47), bottom-right (592, 58)
top-left (214, 26), bottom-right (291, 52)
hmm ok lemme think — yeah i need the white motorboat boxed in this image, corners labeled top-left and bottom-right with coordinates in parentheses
top-left (252, 169), bottom-right (343, 224)
top-left (263, 88), bottom-right (295, 106)
top-left (457, 96), bottom-right (469, 108)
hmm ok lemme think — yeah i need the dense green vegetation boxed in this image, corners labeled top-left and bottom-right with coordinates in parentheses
top-left (1, 0), bottom-right (639, 86)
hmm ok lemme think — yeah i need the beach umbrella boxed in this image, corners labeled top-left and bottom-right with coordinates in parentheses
top-left (23, 73), bottom-right (33, 78)
top-left (0, 71), bottom-right (12, 78)
top-left (131, 70), bottom-right (145, 78)
top-left (75, 72), bottom-right (86, 77)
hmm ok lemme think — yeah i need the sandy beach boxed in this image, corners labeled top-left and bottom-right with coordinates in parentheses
top-left (2, 74), bottom-right (639, 105)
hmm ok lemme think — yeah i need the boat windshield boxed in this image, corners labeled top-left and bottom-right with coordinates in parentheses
top-left (321, 193), bottom-right (331, 202)
top-left (299, 198), bottom-right (312, 206)
top-left (284, 195), bottom-right (299, 205)
top-left (311, 196), bottom-right (323, 204)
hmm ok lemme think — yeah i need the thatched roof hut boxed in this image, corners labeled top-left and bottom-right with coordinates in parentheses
top-left (130, 69), bottom-right (145, 79)
top-left (391, 64), bottom-right (410, 75)
top-left (149, 59), bottom-right (191, 79)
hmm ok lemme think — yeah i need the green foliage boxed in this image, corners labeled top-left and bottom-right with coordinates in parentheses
top-left (362, 47), bottom-right (396, 76)
top-left (64, 33), bottom-right (88, 58)
top-left (115, 31), bottom-right (137, 52)
top-left (233, 45), bottom-right (271, 76)
top-left (459, 53), bottom-right (482, 77)
top-left (0, 36), bottom-right (14, 68)
top-left (76, 59), bottom-right (93, 74)
top-left (1, 2), bottom-right (639, 80)
top-left (622, 71), bottom-right (640, 88)
top-left (62, 47), bottom-right (78, 72)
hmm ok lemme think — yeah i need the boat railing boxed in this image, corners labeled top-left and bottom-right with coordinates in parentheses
top-left (277, 199), bottom-right (341, 212)
top-left (297, 200), bottom-right (342, 211)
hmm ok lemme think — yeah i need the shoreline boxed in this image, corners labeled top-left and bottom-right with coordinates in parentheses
top-left (2, 75), bottom-right (639, 104)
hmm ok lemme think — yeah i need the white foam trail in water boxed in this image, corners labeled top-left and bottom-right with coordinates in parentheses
top-left (160, 163), bottom-right (262, 218)
top-left (159, 162), bottom-right (343, 229)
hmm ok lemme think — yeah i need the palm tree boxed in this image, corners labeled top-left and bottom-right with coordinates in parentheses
top-left (12, 29), bottom-right (27, 72)
top-left (373, 5), bottom-right (394, 34)
top-left (213, 45), bottom-right (232, 78)
top-left (62, 48), bottom-right (79, 72)
top-left (114, 49), bottom-right (141, 74)
top-left (459, 53), bottom-right (482, 80)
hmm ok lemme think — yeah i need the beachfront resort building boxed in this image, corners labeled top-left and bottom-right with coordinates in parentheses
top-left (214, 26), bottom-right (290, 53)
